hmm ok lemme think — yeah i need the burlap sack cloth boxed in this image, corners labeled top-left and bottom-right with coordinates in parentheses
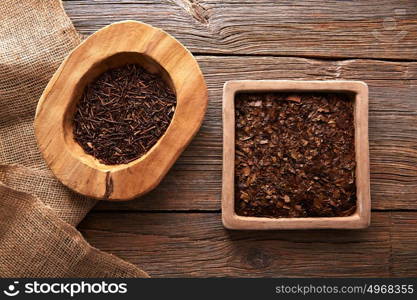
top-left (0, 0), bottom-right (148, 277)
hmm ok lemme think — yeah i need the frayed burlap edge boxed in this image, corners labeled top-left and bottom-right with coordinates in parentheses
top-left (0, 183), bottom-right (149, 278)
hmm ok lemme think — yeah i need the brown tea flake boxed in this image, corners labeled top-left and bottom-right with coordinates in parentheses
top-left (235, 92), bottom-right (356, 218)
top-left (73, 64), bottom-right (176, 165)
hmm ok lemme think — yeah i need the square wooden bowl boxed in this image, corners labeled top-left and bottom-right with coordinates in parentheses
top-left (222, 80), bottom-right (370, 230)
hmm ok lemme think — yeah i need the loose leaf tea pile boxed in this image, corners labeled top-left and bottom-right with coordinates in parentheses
top-left (235, 92), bottom-right (356, 218)
top-left (73, 64), bottom-right (176, 165)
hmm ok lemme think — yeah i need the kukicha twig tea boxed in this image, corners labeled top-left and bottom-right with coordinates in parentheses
top-left (235, 92), bottom-right (356, 218)
top-left (73, 64), bottom-right (176, 165)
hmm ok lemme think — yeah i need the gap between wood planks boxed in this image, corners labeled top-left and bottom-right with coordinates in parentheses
top-left (77, 211), bottom-right (417, 276)
top-left (70, 41), bottom-right (417, 63)
top-left (88, 209), bottom-right (417, 213)
top-left (91, 209), bottom-right (222, 214)
top-left (194, 53), bottom-right (417, 63)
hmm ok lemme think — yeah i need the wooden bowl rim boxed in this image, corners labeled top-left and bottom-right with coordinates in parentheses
top-left (222, 80), bottom-right (371, 230)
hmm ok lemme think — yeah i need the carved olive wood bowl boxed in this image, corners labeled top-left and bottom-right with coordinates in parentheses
top-left (35, 21), bottom-right (208, 200)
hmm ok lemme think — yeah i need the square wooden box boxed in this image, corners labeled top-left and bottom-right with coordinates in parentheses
top-left (222, 80), bottom-right (371, 230)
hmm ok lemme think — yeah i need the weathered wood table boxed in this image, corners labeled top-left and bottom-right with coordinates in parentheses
top-left (64, 0), bottom-right (417, 277)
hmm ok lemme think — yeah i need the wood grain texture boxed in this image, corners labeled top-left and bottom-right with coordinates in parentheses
top-left (63, 1), bottom-right (417, 278)
top-left (391, 212), bottom-right (417, 276)
top-left (63, 0), bottom-right (417, 60)
top-left (35, 21), bottom-right (208, 200)
top-left (78, 211), bottom-right (417, 277)
top-left (221, 80), bottom-right (370, 230)
top-left (95, 56), bottom-right (417, 211)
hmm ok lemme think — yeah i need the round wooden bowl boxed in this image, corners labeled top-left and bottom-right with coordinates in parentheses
top-left (34, 21), bottom-right (208, 201)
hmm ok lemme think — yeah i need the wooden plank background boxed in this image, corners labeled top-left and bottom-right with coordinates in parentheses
top-left (65, 0), bottom-right (417, 59)
top-left (63, 0), bottom-right (417, 277)
top-left (80, 211), bottom-right (416, 277)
